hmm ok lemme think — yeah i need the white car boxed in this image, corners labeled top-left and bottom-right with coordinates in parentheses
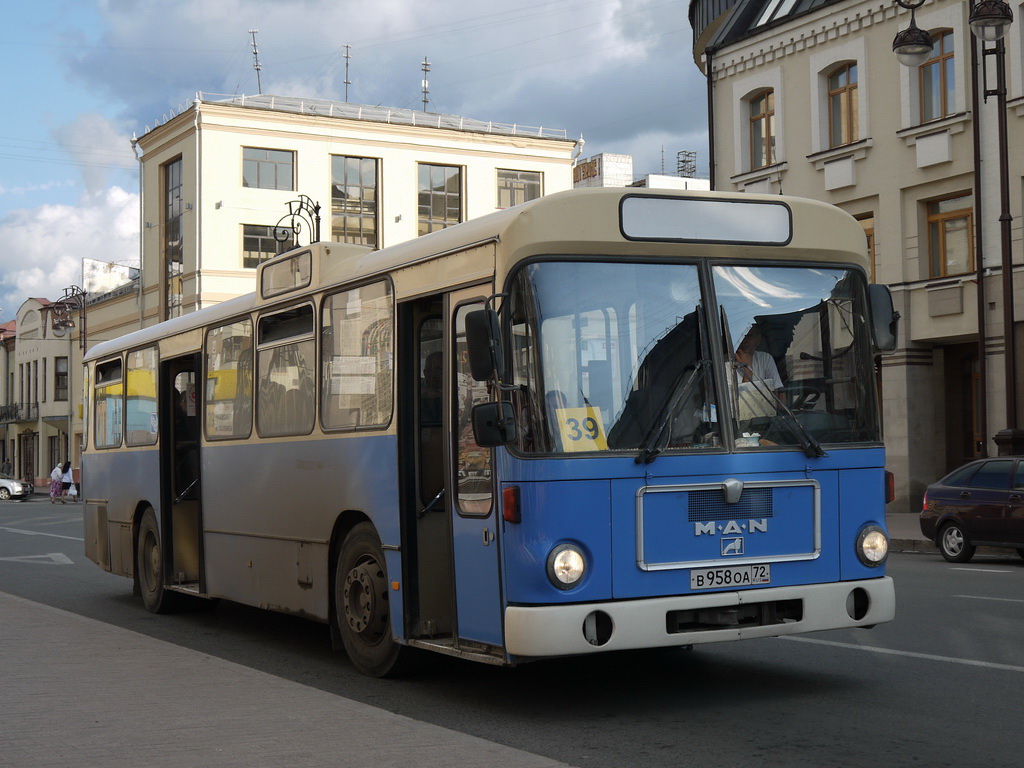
top-left (0, 473), bottom-right (32, 501)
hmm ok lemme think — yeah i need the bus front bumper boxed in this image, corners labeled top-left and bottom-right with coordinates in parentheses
top-left (504, 577), bottom-right (895, 659)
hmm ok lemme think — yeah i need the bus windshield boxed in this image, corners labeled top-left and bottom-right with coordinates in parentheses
top-left (509, 260), bottom-right (880, 454)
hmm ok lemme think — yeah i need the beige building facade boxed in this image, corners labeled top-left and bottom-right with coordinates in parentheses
top-left (689, 0), bottom-right (1024, 512)
top-left (127, 93), bottom-right (578, 327)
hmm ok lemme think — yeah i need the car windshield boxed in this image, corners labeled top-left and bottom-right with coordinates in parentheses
top-left (508, 260), bottom-right (880, 454)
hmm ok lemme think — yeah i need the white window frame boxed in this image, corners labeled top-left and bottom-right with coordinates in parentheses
top-left (809, 39), bottom-right (867, 155)
top-left (732, 68), bottom-right (784, 175)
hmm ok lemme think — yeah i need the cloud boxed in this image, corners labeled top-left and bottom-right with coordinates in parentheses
top-left (51, 113), bottom-right (137, 194)
top-left (0, 187), bottom-right (138, 322)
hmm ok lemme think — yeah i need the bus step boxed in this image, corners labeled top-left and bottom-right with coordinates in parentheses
top-left (406, 638), bottom-right (510, 666)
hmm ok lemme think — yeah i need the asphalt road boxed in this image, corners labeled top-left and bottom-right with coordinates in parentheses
top-left (2, 498), bottom-right (1023, 767)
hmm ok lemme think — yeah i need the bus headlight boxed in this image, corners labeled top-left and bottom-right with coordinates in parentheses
top-left (856, 525), bottom-right (889, 567)
top-left (547, 544), bottom-right (586, 589)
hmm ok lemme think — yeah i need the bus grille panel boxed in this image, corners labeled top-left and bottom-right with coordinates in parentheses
top-left (687, 487), bottom-right (773, 522)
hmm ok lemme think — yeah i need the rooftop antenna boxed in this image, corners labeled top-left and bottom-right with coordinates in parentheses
top-left (421, 57), bottom-right (430, 111)
top-left (343, 44), bottom-right (352, 102)
top-left (249, 29), bottom-right (263, 94)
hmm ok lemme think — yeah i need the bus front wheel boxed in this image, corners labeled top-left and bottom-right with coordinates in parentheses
top-left (334, 522), bottom-right (404, 677)
top-left (137, 508), bottom-right (176, 613)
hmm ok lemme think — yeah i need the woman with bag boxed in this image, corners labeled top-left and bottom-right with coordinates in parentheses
top-left (49, 463), bottom-right (63, 504)
top-left (59, 462), bottom-right (74, 504)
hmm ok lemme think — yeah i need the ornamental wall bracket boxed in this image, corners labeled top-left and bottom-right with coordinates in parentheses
top-left (274, 195), bottom-right (322, 250)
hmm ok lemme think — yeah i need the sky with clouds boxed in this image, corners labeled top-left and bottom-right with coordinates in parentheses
top-left (0, 0), bottom-right (709, 322)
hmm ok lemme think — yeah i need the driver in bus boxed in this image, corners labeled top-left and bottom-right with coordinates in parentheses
top-left (735, 325), bottom-right (784, 421)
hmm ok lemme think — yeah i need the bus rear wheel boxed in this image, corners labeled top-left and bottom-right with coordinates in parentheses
top-left (334, 522), bottom-right (404, 677)
top-left (137, 508), bottom-right (177, 613)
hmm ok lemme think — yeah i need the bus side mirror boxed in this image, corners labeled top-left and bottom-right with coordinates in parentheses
top-left (465, 309), bottom-right (506, 382)
top-left (868, 284), bottom-right (900, 353)
top-left (472, 402), bottom-right (517, 447)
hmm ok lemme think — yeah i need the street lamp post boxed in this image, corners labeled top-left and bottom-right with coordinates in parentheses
top-left (893, 0), bottom-right (1024, 454)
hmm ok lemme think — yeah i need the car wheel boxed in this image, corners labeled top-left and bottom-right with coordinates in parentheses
top-left (333, 522), bottom-right (407, 677)
top-left (0, 487), bottom-right (11, 500)
top-left (1016, 548), bottom-right (1024, 561)
top-left (938, 521), bottom-right (976, 563)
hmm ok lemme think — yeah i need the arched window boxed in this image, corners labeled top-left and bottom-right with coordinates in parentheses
top-left (920, 30), bottom-right (954, 122)
top-left (748, 89), bottom-right (775, 169)
top-left (828, 63), bottom-right (858, 147)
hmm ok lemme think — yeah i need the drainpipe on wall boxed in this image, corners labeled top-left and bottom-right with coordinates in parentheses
top-left (705, 47), bottom-right (716, 190)
top-left (194, 98), bottom-right (202, 312)
top-left (131, 135), bottom-right (144, 329)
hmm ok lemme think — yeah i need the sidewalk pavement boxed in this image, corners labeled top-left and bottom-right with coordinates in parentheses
top-left (885, 510), bottom-right (932, 553)
top-left (0, 591), bottom-right (572, 768)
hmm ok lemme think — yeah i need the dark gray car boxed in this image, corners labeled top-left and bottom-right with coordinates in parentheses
top-left (921, 457), bottom-right (1024, 562)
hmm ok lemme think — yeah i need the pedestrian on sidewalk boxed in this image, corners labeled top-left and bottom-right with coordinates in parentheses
top-left (49, 463), bottom-right (63, 503)
top-left (59, 462), bottom-right (73, 504)
top-left (1, 456), bottom-right (11, 476)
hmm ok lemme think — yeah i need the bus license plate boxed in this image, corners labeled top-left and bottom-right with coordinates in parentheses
top-left (690, 564), bottom-right (771, 590)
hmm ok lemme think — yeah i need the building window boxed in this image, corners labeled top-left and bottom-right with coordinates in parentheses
top-left (749, 89), bottom-right (775, 169)
top-left (828, 63), bottom-right (858, 147)
top-left (927, 193), bottom-right (973, 278)
top-left (164, 157), bottom-right (183, 320)
top-left (920, 30), bottom-right (954, 122)
top-left (243, 224), bottom-right (293, 268)
top-left (497, 169), bottom-right (542, 209)
top-left (418, 164), bottom-right (462, 236)
top-left (48, 435), bottom-right (61, 470)
top-left (331, 156), bottom-right (378, 248)
top-left (242, 147), bottom-right (295, 191)
top-left (55, 357), bottom-right (68, 402)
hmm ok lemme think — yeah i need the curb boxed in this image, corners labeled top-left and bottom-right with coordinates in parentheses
top-left (890, 538), bottom-right (1021, 558)
top-left (889, 538), bottom-right (934, 553)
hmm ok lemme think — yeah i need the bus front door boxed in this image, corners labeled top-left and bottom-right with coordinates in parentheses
top-left (449, 292), bottom-right (503, 649)
top-left (160, 356), bottom-right (202, 591)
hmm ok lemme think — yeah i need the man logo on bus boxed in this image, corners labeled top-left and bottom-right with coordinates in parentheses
top-left (721, 537), bottom-right (744, 556)
top-left (693, 519), bottom-right (768, 536)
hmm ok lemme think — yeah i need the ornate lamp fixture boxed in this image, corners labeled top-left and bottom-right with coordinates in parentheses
top-left (969, 0), bottom-right (1014, 41)
top-left (892, 0), bottom-right (933, 67)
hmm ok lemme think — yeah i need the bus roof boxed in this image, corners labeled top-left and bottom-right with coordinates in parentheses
top-left (85, 187), bottom-right (868, 363)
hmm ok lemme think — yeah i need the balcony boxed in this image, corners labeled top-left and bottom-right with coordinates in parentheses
top-left (0, 403), bottom-right (40, 424)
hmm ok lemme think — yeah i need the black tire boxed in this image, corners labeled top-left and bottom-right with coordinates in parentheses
top-left (333, 522), bottom-right (405, 677)
top-left (136, 508), bottom-right (177, 613)
top-left (0, 487), bottom-right (10, 500)
top-left (938, 521), bottom-right (976, 563)
top-left (1016, 548), bottom-right (1024, 561)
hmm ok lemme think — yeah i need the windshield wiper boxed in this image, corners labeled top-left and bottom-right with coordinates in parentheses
top-left (636, 360), bottom-right (709, 464)
top-left (735, 362), bottom-right (826, 459)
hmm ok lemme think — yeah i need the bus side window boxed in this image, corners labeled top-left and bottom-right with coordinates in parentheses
top-left (320, 282), bottom-right (393, 430)
top-left (205, 320), bottom-right (253, 440)
top-left (257, 306), bottom-right (316, 437)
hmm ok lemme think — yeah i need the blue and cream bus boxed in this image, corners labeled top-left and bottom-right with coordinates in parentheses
top-left (83, 188), bottom-right (897, 676)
